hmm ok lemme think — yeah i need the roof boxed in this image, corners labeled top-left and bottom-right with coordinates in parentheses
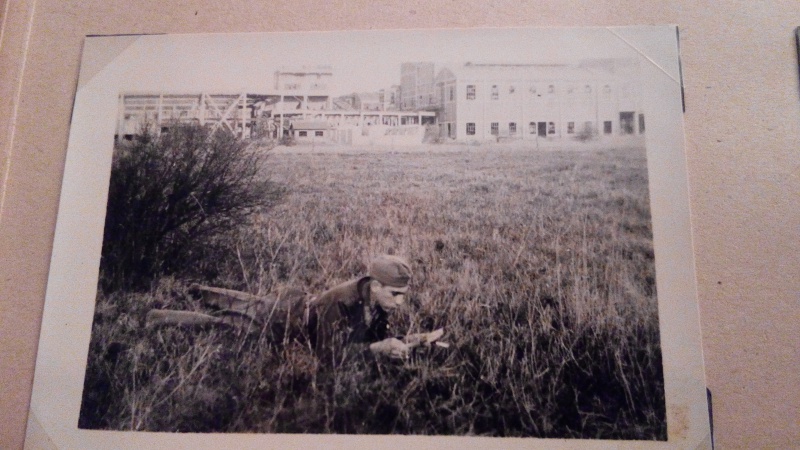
top-left (436, 62), bottom-right (617, 83)
top-left (355, 92), bottom-right (381, 103)
top-left (332, 98), bottom-right (354, 110)
top-left (276, 65), bottom-right (333, 76)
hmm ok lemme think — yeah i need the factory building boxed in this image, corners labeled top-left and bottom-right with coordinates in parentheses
top-left (379, 85), bottom-right (401, 111)
top-left (116, 92), bottom-right (253, 139)
top-left (400, 62), bottom-right (436, 110)
top-left (115, 89), bottom-right (433, 143)
top-left (273, 65), bottom-right (334, 110)
top-left (433, 60), bottom-right (644, 142)
top-left (339, 92), bottom-right (383, 111)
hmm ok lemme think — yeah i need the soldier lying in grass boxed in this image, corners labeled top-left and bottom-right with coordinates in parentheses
top-left (146, 255), bottom-right (444, 366)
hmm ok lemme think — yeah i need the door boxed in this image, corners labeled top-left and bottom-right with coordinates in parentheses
top-left (619, 112), bottom-right (635, 135)
top-left (537, 122), bottom-right (547, 137)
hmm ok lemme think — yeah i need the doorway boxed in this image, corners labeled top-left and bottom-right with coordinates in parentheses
top-left (620, 112), bottom-right (635, 135)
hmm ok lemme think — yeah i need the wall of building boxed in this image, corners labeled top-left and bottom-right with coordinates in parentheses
top-left (440, 64), bottom-right (644, 143)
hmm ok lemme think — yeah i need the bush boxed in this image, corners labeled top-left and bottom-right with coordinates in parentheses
top-left (100, 124), bottom-right (284, 291)
top-left (423, 124), bottom-right (444, 144)
top-left (575, 126), bottom-right (597, 142)
top-left (279, 133), bottom-right (296, 146)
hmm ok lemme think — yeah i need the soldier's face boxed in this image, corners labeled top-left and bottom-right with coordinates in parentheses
top-left (370, 280), bottom-right (408, 311)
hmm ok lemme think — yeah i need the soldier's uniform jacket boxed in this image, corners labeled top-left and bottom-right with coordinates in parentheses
top-left (181, 277), bottom-right (391, 366)
top-left (153, 255), bottom-right (411, 365)
top-left (306, 276), bottom-right (389, 367)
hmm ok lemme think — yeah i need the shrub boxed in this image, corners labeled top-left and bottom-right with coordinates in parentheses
top-left (279, 133), bottom-right (296, 146)
top-left (575, 126), bottom-right (596, 142)
top-left (100, 124), bottom-right (284, 291)
top-left (423, 124), bottom-right (444, 144)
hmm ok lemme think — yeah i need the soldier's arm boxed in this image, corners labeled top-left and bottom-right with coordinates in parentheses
top-left (368, 338), bottom-right (410, 360)
top-left (369, 328), bottom-right (446, 360)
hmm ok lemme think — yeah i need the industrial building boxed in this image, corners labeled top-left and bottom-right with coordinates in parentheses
top-left (116, 92), bottom-right (252, 139)
top-left (115, 60), bottom-right (643, 146)
top-left (115, 65), bottom-right (434, 143)
top-left (400, 62), bottom-right (437, 111)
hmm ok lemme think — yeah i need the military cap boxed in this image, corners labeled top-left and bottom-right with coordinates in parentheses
top-left (369, 255), bottom-right (412, 287)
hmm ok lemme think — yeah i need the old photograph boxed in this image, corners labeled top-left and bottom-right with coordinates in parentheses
top-left (28, 27), bottom-right (710, 448)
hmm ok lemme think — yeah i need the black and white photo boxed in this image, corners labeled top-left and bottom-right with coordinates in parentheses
top-left (28, 27), bottom-right (711, 449)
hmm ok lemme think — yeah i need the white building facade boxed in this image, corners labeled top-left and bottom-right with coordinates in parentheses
top-left (435, 60), bottom-right (644, 142)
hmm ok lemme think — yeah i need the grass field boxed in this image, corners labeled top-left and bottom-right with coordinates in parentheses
top-left (80, 143), bottom-right (665, 439)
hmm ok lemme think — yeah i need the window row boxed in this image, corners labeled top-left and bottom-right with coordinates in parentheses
top-left (464, 121), bottom-right (619, 136)
top-left (465, 83), bottom-right (613, 100)
top-left (296, 130), bottom-right (325, 137)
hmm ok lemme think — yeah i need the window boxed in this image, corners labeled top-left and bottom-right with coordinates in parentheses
top-left (639, 114), bottom-right (645, 133)
top-left (547, 122), bottom-right (555, 135)
top-left (585, 85), bottom-right (592, 93)
top-left (491, 122), bottom-right (499, 135)
top-left (529, 122), bottom-right (536, 134)
top-left (491, 85), bottom-right (499, 100)
top-left (567, 122), bottom-right (575, 134)
top-left (604, 121), bottom-right (612, 134)
top-left (466, 123), bottom-right (476, 135)
top-left (298, 131), bottom-right (308, 137)
top-left (509, 85), bottom-right (515, 94)
top-left (529, 86), bottom-right (537, 94)
top-left (315, 130), bottom-right (324, 137)
top-left (584, 121), bottom-right (593, 133)
top-left (449, 86), bottom-right (455, 101)
top-left (567, 86), bottom-right (575, 94)
top-left (466, 85), bottom-right (476, 100)
top-left (548, 84), bottom-right (555, 94)
top-left (509, 122), bottom-right (517, 135)
top-left (603, 84), bottom-right (611, 94)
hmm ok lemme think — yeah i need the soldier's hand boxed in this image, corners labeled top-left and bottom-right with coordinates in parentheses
top-left (369, 338), bottom-right (410, 360)
top-left (403, 328), bottom-right (445, 348)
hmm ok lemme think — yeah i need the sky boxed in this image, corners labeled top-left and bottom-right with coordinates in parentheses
top-left (82, 27), bottom-right (666, 97)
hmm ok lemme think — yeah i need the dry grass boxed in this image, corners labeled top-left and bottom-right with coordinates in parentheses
top-left (80, 143), bottom-right (665, 439)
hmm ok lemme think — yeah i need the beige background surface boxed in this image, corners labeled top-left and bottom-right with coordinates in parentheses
top-left (0, 1), bottom-right (798, 449)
